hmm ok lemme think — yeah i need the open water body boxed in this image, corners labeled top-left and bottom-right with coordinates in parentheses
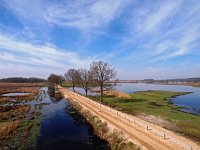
top-left (36, 87), bottom-right (110, 150)
top-left (115, 83), bottom-right (200, 115)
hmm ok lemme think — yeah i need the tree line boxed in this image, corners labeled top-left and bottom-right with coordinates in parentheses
top-left (48, 60), bottom-right (117, 101)
top-left (0, 77), bottom-right (46, 83)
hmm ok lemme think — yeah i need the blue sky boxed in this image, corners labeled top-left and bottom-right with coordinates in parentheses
top-left (0, 0), bottom-right (200, 79)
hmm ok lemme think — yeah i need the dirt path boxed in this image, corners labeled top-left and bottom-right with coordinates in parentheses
top-left (59, 87), bottom-right (200, 150)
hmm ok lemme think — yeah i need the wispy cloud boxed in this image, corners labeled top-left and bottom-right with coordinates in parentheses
top-left (0, 0), bottom-right (200, 79)
top-left (120, 0), bottom-right (200, 62)
top-left (2, 0), bottom-right (130, 31)
top-left (0, 34), bottom-right (92, 69)
top-left (137, 0), bottom-right (181, 33)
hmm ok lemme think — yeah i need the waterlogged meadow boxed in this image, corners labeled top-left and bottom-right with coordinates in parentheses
top-left (0, 83), bottom-right (110, 150)
top-left (0, 83), bottom-right (43, 149)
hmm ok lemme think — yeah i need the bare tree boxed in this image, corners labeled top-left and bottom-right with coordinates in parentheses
top-left (47, 74), bottom-right (64, 87)
top-left (90, 61), bottom-right (117, 101)
top-left (77, 68), bottom-right (92, 96)
top-left (64, 69), bottom-right (79, 91)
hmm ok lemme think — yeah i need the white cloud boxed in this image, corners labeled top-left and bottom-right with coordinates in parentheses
top-left (44, 0), bottom-right (128, 30)
top-left (0, 34), bottom-right (92, 69)
top-left (120, 0), bottom-right (200, 62)
top-left (2, 0), bottom-right (130, 31)
top-left (141, 1), bottom-right (181, 33)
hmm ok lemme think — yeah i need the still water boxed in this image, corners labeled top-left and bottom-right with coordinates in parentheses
top-left (37, 87), bottom-right (110, 150)
top-left (115, 83), bottom-right (200, 115)
top-left (1, 92), bottom-right (30, 96)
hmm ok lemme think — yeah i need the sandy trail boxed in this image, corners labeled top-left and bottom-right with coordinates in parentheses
top-left (59, 87), bottom-right (200, 150)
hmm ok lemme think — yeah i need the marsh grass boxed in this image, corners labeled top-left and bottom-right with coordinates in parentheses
top-left (0, 83), bottom-right (42, 149)
top-left (0, 121), bottom-right (20, 139)
top-left (0, 83), bottom-right (42, 103)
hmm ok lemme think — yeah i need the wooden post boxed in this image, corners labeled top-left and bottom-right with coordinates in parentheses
top-left (191, 146), bottom-right (193, 150)
top-left (147, 126), bottom-right (148, 131)
top-left (164, 134), bottom-right (166, 140)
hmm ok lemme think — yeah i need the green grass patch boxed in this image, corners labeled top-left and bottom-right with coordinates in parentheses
top-left (90, 90), bottom-right (200, 143)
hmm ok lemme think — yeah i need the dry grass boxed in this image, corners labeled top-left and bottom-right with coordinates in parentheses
top-left (104, 90), bottom-right (131, 99)
top-left (0, 121), bottom-right (20, 139)
top-left (90, 88), bottom-right (131, 99)
top-left (0, 82), bottom-right (42, 102)
top-left (0, 105), bottom-right (30, 121)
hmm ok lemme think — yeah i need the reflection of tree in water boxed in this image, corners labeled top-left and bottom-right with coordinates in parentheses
top-left (87, 126), bottom-right (110, 150)
top-left (49, 97), bottom-right (62, 104)
top-left (48, 86), bottom-right (63, 104)
top-left (65, 105), bottom-right (110, 150)
top-left (65, 105), bottom-right (88, 126)
top-left (48, 86), bottom-right (55, 96)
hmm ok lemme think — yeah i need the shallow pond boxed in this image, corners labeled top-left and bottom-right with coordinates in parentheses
top-left (36, 87), bottom-right (110, 150)
top-left (1, 92), bottom-right (30, 96)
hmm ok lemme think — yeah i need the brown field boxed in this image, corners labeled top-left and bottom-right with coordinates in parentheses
top-left (0, 105), bottom-right (30, 121)
top-left (103, 90), bottom-right (131, 99)
top-left (0, 121), bottom-right (20, 139)
top-left (90, 88), bottom-right (131, 99)
top-left (0, 83), bottom-right (42, 149)
top-left (0, 82), bottom-right (42, 103)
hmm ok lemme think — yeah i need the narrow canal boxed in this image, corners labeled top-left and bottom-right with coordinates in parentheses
top-left (36, 87), bottom-right (110, 150)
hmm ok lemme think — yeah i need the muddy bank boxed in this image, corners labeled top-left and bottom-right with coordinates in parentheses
top-left (66, 98), bottom-right (140, 150)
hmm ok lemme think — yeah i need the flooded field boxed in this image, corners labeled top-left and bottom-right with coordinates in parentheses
top-left (0, 83), bottom-right (42, 149)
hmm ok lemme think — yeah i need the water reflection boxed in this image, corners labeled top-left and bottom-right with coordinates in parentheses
top-left (37, 87), bottom-right (110, 150)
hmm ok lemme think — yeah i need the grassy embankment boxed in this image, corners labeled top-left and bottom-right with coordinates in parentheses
top-left (67, 98), bottom-right (140, 150)
top-left (0, 83), bottom-right (43, 149)
top-left (89, 90), bottom-right (200, 143)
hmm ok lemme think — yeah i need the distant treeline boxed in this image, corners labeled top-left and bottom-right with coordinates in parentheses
top-left (0, 77), bottom-right (46, 83)
top-left (143, 78), bottom-right (200, 83)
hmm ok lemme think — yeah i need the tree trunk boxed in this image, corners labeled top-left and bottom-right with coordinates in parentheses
top-left (72, 85), bottom-right (75, 91)
top-left (85, 89), bottom-right (88, 97)
top-left (100, 84), bottom-right (103, 102)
